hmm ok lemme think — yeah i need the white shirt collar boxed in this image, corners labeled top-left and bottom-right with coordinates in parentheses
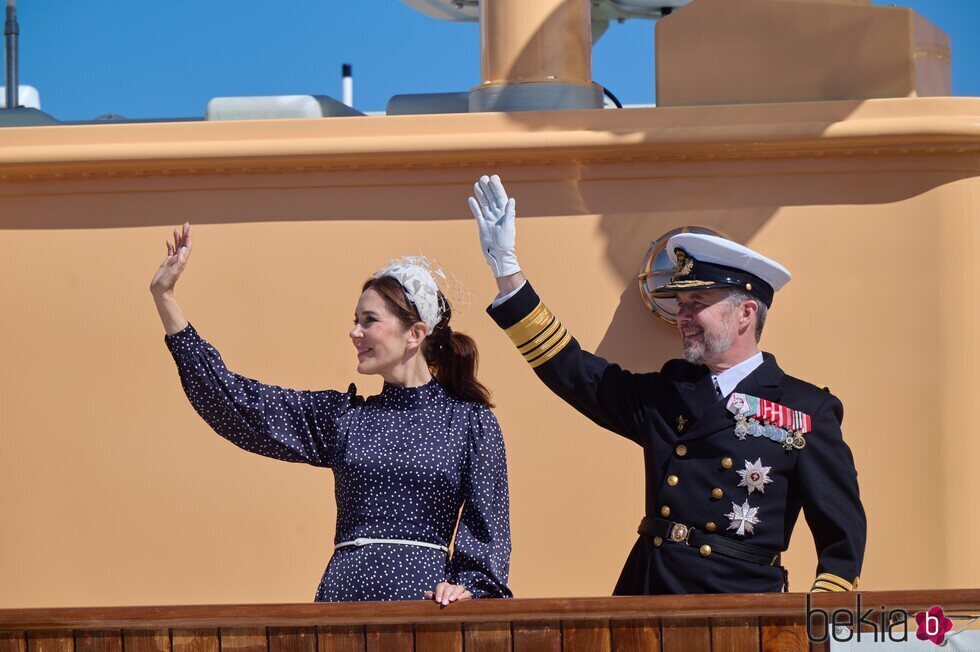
top-left (713, 351), bottom-right (764, 398)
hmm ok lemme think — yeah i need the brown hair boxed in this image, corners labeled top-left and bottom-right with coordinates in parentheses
top-left (361, 275), bottom-right (494, 407)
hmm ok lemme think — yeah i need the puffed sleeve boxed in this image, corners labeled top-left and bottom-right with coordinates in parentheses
top-left (487, 281), bottom-right (655, 445)
top-left (446, 406), bottom-right (513, 599)
top-left (796, 392), bottom-right (866, 592)
top-left (165, 323), bottom-right (358, 468)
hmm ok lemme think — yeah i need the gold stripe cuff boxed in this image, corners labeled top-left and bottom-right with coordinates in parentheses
top-left (529, 331), bottom-right (571, 368)
top-left (518, 318), bottom-right (561, 356)
top-left (504, 301), bottom-right (572, 368)
top-left (811, 573), bottom-right (856, 592)
top-left (504, 302), bottom-right (552, 347)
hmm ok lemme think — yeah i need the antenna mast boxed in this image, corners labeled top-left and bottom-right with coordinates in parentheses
top-left (342, 63), bottom-right (353, 107)
top-left (4, 0), bottom-right (18, 108)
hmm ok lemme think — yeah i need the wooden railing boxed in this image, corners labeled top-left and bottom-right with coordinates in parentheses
top-left (2, 590), bottom-right (978, 651)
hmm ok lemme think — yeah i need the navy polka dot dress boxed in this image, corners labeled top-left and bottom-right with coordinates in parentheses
top-left (166, 324), bottom-right (512, 602)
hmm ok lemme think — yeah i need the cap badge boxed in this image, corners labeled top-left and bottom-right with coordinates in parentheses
top-left (672, 249), bottom-right (695, 280)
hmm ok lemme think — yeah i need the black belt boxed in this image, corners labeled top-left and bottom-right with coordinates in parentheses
top-left (638, 516), bottom-right (781, 567)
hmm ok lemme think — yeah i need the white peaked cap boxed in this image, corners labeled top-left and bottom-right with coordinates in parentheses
top-left (665, 233), bottom-right (792, 292)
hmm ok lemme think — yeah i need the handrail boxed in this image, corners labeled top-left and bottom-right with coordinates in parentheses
top-left (2, 589), bottom-right (978, 629)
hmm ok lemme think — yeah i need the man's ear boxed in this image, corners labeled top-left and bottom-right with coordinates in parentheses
top-left (742, 300), bottom-right (759, 329)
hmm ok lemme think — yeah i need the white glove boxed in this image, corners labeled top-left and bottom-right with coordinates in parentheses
top-left (468, 174), bottom-right (521, 278)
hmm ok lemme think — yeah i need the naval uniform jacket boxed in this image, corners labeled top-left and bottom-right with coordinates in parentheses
top-left (488, 281), bottom-right (866, 595)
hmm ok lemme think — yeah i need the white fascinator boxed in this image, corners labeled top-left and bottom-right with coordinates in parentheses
top-left (374, 255), bottom-right (448, 331)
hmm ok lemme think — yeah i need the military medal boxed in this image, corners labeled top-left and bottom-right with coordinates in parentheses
top-left (783, 432), bottom-right (807, 450)
top-left (725, 500), bottom-right (761, 536)
top-left (726, 393), bottom-right (812, 452)
top-left (737, 458), bottom-right (773, 494)
top-left (734, 414), bottom-right (750, 440)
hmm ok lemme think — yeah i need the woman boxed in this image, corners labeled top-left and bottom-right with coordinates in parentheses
top-left (150, 223), bottom-right (512, 603)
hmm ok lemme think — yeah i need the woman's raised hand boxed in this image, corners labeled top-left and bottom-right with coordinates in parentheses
top-left (150, 223), bottom-right (192, 335)
top-left (150, 223), bottom-right (193, 298)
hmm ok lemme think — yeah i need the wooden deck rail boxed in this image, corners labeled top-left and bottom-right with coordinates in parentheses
top-left (1, 590), bottom-right (978, 651)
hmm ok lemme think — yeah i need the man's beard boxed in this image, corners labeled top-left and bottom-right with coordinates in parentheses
top-left (682, 324), bottom-right (735, 365)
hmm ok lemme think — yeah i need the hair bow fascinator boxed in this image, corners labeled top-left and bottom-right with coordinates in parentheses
top-left (375, 256), bottom-right (448, 331)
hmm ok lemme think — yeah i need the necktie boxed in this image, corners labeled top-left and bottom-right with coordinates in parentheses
top-left (712, 375), bottom-right (722, 398)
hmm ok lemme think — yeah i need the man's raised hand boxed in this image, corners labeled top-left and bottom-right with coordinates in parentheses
top-left (468, 175), bottom-right (520, 278)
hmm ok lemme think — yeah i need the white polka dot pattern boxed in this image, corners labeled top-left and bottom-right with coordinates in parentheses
top-left (165, 324), bottom-right (512, 601)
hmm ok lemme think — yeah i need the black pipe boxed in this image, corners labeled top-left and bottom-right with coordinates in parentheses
top-left (4, 0), bottom-right (18, 109)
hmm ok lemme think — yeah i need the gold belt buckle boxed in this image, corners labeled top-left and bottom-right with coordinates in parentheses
top-left (668, 523), bottom-right (690, 544)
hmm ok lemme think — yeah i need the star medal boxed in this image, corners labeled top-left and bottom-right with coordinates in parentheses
top-left (737, 458), bottom-right (773, 494)
top-left (726, 500), bottom-right (761, 536)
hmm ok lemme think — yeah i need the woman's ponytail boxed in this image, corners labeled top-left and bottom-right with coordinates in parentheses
top-left (423, 317), bottom-right (494, 407)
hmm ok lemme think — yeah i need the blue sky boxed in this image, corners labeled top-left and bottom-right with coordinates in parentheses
top-left (13, 0), bottom-right (980, 121)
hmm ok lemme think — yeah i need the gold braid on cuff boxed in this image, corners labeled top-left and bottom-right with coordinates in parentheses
top-left (504, 301), bottom-right (571, 369)
top-left (810, 572), bottom-right (858, 592)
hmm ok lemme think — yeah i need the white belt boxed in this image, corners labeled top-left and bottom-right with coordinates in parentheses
top-left (335, 537), bottom-right (449, 553)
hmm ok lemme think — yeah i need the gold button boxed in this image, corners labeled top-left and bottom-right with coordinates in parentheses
top-left (667, 475), bottom-right (679, 487)
top-left (711, 488), bottom-right (723, 499)
top-left (675, 445), bottom-right (688, 457)
top-left (722, 457), bottom-right (733, 469)
top-left (700, 545), bottom-right (712, 557)
top-left (705, 521), bottom-right (717, 532)
top-left (653, 536), bottom-right (663, 547)
top-left (661, 505), bottom-right (671, 517)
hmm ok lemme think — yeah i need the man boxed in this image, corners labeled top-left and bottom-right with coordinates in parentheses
top-left (469, 175), bottom-right (865, 594)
